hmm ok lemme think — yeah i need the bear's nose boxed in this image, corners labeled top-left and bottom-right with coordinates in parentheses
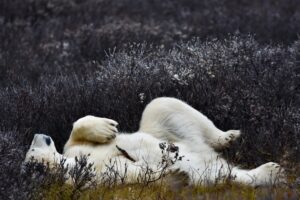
top-left (44, 136), bottom-right (51, 146)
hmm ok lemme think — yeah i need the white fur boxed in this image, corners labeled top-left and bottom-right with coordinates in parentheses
top-left (25, 97), bottom-right (285, 186)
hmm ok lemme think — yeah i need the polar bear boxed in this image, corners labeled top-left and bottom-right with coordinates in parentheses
top-left (25, 97), bottom-right (285, 186)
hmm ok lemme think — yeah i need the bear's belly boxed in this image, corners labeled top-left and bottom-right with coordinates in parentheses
top-left (64, 142), bottom-right (119, 163)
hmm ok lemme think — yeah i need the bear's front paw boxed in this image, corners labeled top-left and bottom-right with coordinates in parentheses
top-left (101, 118), bottom-right (118, 141)
top-left (251, 162), bottom-right (286, 186)
top-left (72, 116), bottom-right (119, 144)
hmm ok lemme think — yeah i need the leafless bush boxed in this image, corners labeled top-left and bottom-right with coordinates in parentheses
top-left (99, 159), bottom-right (129, 187)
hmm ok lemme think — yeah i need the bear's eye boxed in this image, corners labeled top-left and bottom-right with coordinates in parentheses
top-left (44, 137), bottom-right (51, 146)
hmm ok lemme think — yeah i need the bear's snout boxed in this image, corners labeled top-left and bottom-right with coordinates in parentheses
top-left (31, 134), bottom-right (53, 148)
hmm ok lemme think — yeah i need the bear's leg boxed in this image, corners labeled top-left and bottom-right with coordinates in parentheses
top-left (139, 97), bottom-right (240, 149)
top-left (65, 115), bottom-right (118, 149)
top-left (230, 163), bottom-right (286, 186)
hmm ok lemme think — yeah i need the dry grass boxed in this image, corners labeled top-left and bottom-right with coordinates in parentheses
top-left (38, 181), bottom-right (300, 200)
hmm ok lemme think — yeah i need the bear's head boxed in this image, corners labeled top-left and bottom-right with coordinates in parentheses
top-left (24, 134), bottom-right (61, 165)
